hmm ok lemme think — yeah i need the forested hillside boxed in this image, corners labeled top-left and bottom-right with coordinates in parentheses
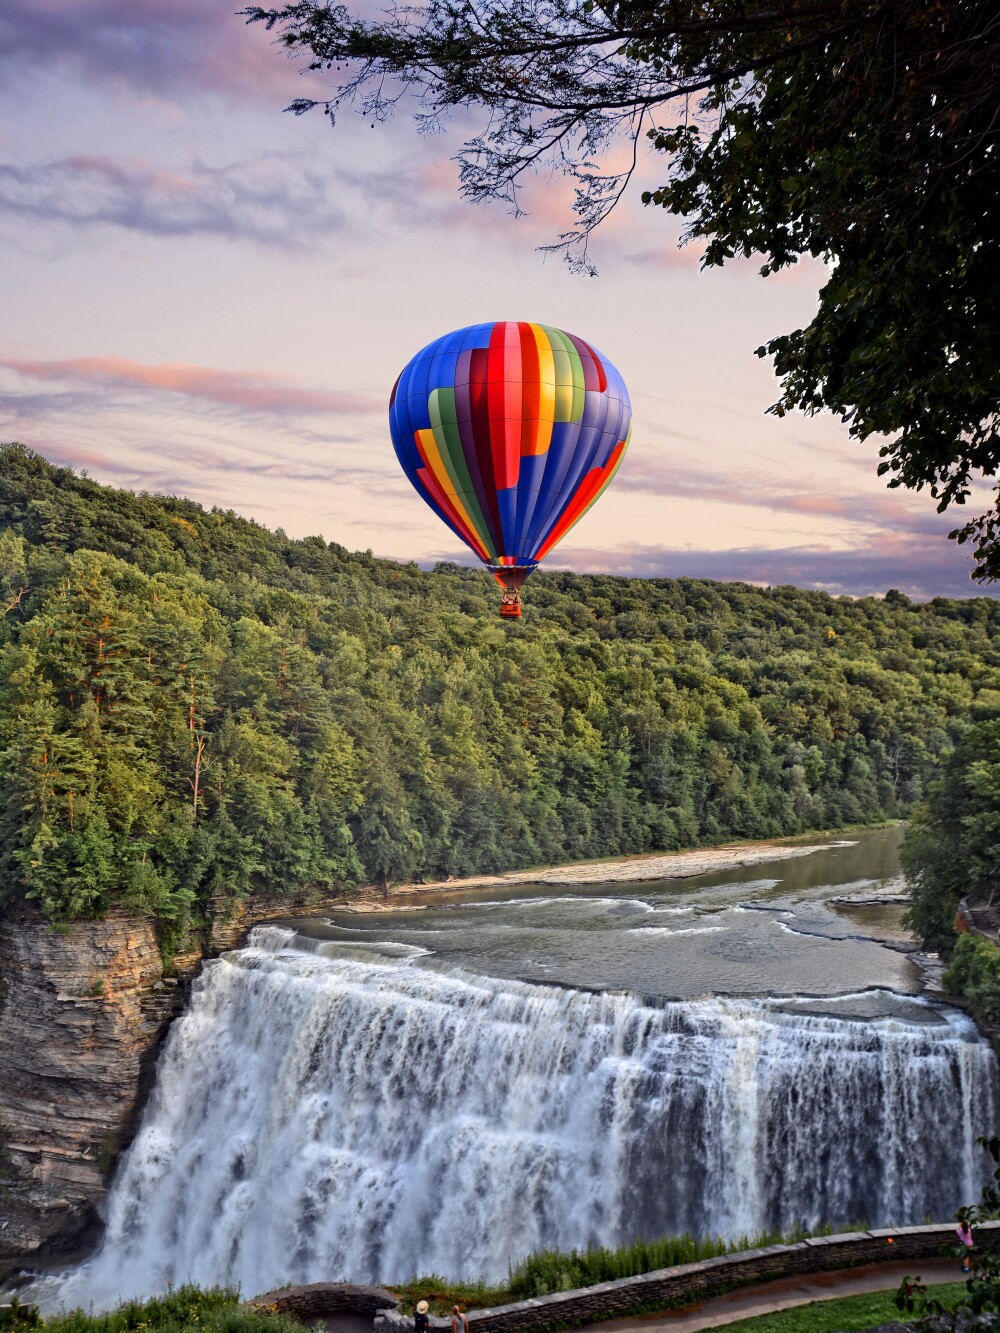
top-left (2, 445), bottom-right (999, 949)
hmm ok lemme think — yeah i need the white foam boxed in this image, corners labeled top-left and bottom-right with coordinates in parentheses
top-left (627, 925), bottom-right (726, 937)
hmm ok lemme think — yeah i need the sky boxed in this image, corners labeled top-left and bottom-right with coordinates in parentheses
top-left (0, 0), bottom-right (993, 601)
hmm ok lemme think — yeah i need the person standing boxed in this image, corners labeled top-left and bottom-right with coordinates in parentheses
top-left (414, 1300), bottom-right (431, 1333)
top-left (956, 1219), bottom-right (974, 1274)
top-left (451, 1305), bottom-right (469, 1333)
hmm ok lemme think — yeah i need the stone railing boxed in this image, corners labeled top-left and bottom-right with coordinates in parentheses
top-left (246, 1224), bottom-right (997, 1333)
top-left (247, 1282), bottom-right (401, 1320)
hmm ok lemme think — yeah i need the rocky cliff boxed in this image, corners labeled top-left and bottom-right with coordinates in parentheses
top-left (0, 890), bottom-right (381, 1282)
top-left (0, 910), bottom-right (186, 1279)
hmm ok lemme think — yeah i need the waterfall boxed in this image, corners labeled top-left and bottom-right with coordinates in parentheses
top-left (42, 926), bottom-right (997, 1309)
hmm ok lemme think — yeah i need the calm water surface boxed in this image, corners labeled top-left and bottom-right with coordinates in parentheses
top-left (290, 826), bottom-right (920, 1005)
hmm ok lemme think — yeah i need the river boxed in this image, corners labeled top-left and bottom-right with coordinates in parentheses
top-left (34, 827), bottom-right (999, 1309)
top-left (297, 827), bottom-right (918, 999)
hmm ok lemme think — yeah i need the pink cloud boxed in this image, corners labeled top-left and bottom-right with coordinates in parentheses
top-left (25, 440), bottom-right (121, 472)
top-left (611, 447), bottom-right (965, 549)
top-left (362, 157), bottom-right (583, 243)
top-left (337, 141), bottom-right (697, 265)
top-left (1, 356), bottom-right (382, 416)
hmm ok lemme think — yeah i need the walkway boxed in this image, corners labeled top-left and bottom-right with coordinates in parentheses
top-left (560, 1259), bottom-right (959, 1333)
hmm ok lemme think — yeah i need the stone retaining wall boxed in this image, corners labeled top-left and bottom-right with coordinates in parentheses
top-left (442, 1223), bottom-right (999, 1333)
top-left (250, 1224), bottom-right (1000, 1333)
top-left (247, 1283), bottom-right (401, 1319)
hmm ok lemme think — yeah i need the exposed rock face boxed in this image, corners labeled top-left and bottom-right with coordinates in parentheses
top-left (204, 887), bottom-right (387, 954)
top-left (0, 910), bottom-right (184, 1279)
top-left (0, 890), bottom-right (371, 1280)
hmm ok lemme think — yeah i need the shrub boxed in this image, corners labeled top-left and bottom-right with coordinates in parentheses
top-left (0, 1299), bottom-right (41, 1331)
top-left (943, 933), bottom-right (1000, 1025)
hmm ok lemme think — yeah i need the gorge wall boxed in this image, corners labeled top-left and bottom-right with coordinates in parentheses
top-left (0, 910), bottom-right (176, 1277)
top-left (0, 892), bottom-right (374, 1281)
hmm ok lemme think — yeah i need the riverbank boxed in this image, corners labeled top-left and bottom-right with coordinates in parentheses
top-left (377, 834), bottom-right (873, 899)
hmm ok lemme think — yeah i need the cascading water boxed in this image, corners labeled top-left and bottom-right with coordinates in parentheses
top-left (42, 925), bottom-right (997, 1309)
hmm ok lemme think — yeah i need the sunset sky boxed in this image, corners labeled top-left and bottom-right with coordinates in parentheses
top-left (1, 0), bottom-right (992, 599)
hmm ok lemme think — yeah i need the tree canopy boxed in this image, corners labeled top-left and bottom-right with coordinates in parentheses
top-left (244, 1), bottom-right (1000, 578)
top-left (900, 708), bottom-right (1000, 1032)
top-left (3, 445), bottom-right (1000, 952)
top-left (903, 717), bottom-right (1000, 950)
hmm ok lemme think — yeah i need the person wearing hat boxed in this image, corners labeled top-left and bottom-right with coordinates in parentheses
top-left (414, 1300), bottom-right (430, 1333)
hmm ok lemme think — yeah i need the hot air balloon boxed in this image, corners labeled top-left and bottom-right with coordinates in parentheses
top-left (389, 321), bottom-right (632, 618)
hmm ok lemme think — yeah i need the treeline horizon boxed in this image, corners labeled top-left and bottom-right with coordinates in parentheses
top-left (2, 444), bottom-right (999, 953)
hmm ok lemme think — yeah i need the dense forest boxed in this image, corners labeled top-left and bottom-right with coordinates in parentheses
top-left (2, 445), bottom-right (1000, 953)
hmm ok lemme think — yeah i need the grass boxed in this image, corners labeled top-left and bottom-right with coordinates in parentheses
top-left (0, 1287), bottom-right (308, 1333)
top-left (390, 1277), bottom-right (510, 1317)
top-left (708, 1279), bottom-right (967, 1333)
top-left (393, 1223), bottom-right (873, 1313)
top-left (504, 1229), bottom-right (825, 1298)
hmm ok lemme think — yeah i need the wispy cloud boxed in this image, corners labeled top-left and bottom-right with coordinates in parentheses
top-left (0, 143), bottom-right (575, 257)
top-left (0, 356), bottom-right (382, 417)
top-left (0, 153), bottom-right (344, 247)
top-left (0, 1), bottom-right (303, 103)
top-left (331, 152), bottom-right (686, 260)
top-left (0, 351), bottom-right (402, 539)
top-left (621, 242), bottom-right (705, 271)
top-left (556, 533), bottom-right (992, 602)
top-left (615, 447), bottom-right (951, 537)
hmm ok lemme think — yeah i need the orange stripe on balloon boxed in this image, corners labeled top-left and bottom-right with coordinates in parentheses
top-left (518, 322), bottom-right (541, 456)
top-left (526, 323), bottom-right (555, 455)
top-left (417, 466), bottom-right (491, 561)
top-left (413, 427), bottom-right (492, 560)
top-left (414, 424), bottom-right (493, 554)
top-left (534, 440), bottom-right (627, 562)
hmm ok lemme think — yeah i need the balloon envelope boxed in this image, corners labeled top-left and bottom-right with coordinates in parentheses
top-left (389, 321), bottom-right (632, 575)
